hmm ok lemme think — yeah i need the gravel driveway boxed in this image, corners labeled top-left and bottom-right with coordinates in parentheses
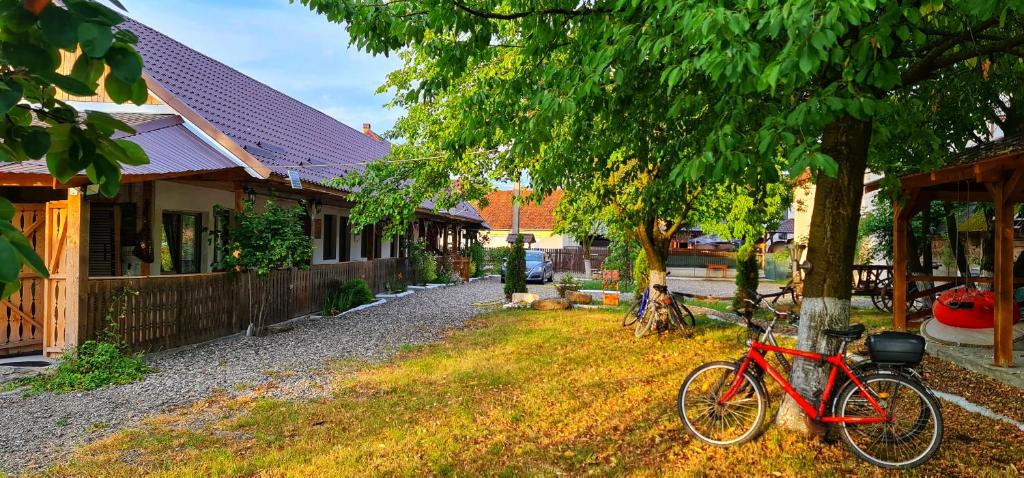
top-left (0, 277), bottom-right (554, 475)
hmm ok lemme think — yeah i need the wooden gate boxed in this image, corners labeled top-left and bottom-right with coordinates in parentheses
top-left (0, 204), bottom-right (47, 356)
top-left (43, 201), bottom-right (68, 355)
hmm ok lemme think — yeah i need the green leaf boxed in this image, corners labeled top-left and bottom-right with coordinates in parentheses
top-left (40, 5), bottom-right (79, 50)
top-left (113, 139), bottom-right (148, 166)
top-left (70, 54), bottom-right (105, 87)
top-left (130, 78), bottom-right (149, 105)
top-left (46, 150), bottom-right (78, 184)
top-left (0, 237), bottom-right (20, 283)
top-left (22, 128), bottom-right (52, 159)
top-left (104, 74), bottom-right (133, 103)
top-left (79, 22), bottom-right (114, 57)
top-left (87, 111), bottom-right (135, 136)
top-left (0, 80), bottom-right (24, 115)
top-left (40, 71), bottom-right (96, 97)
top-left (7, 233), bottom-right (47, 278)
top-left (1, 279), bottom-right (20, 300)
top-left (1, 41), bottom-right (56, 71)
top-left (0, 198), bottom-right (13, 221)
top-left (66, 0), bottom-right (124, 26)
top-left (105, 44), bottom-right (143, 83)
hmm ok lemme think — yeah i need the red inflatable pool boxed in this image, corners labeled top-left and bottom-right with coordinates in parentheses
top-left (932, 288), bottom-right (1022, 329)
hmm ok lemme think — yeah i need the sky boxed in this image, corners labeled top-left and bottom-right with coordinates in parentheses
top-left (111, 0), bottom-right (404, 134)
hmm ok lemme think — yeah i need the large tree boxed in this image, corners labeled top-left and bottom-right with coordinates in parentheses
top-left (664, 1), bottom-right (1024, 427)
top-left (309, 3), bottom-right (736, 290)
top-left (0, 0), bottom-right (149, 297)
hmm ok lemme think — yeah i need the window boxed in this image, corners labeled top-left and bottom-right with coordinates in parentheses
top-left (339, 216), bottom-right (351, 261)
top-left (161, 212), bottom-right (202, 274)
top-left (89, 206), bottom-right (116, 276)
top-left (323, 214), bottom-right (337, 260)
top-left (390, 234), bottom-right (399, 258)
top-left (361, 224), bottom-right (374, 259)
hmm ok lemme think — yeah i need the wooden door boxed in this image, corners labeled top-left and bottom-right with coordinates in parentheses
top-left (0, 204), bottom-right (47, 356)
top-left (43, 201), bottom-right (68, 355)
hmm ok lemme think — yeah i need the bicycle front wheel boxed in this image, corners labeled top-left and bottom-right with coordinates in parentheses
top-left (678, 361), bottom-right (766, 446)
top-left (634, 306), bottom-right (657, 337)
top-left (622, 300), bottom-right (641, 327)
top-left (834, 372), bottom-right (943, 469)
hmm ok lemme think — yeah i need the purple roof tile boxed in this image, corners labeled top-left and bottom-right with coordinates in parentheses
top-left (124, 18), bottom-right (483, 223)
top-left (0, 116), bottom-right (240, 176)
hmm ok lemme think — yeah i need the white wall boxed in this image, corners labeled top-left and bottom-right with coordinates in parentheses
top-left (482, 229), bottom-right (578, 249)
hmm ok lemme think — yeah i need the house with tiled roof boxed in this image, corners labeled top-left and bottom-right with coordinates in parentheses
top-left (477, 190), bottom-right (582, 249)
top-left (0, 18), bottom-right (485, 357)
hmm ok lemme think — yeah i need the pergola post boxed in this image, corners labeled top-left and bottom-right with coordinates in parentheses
top-left (61, 188), bottom-right (90, 353)
top-left (892, 201), bottom-right (909, 332)
top-left (989, 180), bottom-right (1015, 367)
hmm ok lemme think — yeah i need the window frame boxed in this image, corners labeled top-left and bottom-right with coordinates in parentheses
top-left (160, 210), bottom-right (203, 275)
top-left (323, 214), bottom-right (337, 261)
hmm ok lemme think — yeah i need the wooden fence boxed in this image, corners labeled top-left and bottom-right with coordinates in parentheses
top-left (535, 248), bottom-right (611, 273)
top-left (85, 258), bottom-right (411, 352)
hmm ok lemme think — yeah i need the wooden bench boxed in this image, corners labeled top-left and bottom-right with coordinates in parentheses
top-left (705, 264), bottom-right (728, 278)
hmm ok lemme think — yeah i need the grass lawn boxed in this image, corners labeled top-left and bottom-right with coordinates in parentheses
top-left (50, 308), bottom-right (1024, 477)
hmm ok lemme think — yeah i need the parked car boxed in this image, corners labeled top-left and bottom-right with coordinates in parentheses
top-left (501, 250), bottom-right (554, 283)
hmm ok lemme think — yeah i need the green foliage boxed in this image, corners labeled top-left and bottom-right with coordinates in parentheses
top-left (603, 232), bottom-right (639, 283)
top-left (485, 246), bottom-right (510, 274)
top-left (0, 0), bottom-right (152, 298)
top-left (408, 239), bottom-right (436, 284)
top-left (467, 242), bottom-right (486, 278)
top-left (435, 255), bottom-right (454, 284)
top-left (503, 234), bottom-right (527, 300)
top-left (325, 279), bottom-right (377, 316)
top-left (215, 201), bottom-right (313, 275)
top-left (558, 273), bottom-right (579, 288)
top-left (386, 277), bottom-right (408, 293)
top-left (28, 287), bottom-right (148, 393)
top-left (632, 253), bottom-right (649, 297)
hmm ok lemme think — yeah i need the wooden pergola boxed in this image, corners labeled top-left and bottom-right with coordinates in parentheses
top-left (876, 135), bottom-right (1024, 367)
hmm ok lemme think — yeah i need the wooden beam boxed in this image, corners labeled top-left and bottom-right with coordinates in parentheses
top-left (142, 73), bottom-right (271, 178)
top-left (64, 188), bottom-right (89, 350)
top-left (893, 201), bottom-right (909, 331)
top-left (990, 180), bottom-right (1016, 367)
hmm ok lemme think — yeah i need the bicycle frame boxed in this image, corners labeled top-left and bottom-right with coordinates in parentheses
top-left (721, 341), bottom-right (890, 425)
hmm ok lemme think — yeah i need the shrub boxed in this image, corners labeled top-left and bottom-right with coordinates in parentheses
top-left (339, 279), bottom-right (376, 309)
top-left (467, 243), bottom-right (486, 278)
top-left (486, 246), bottom-right (511, 274)
top-left (28, 341), bottom-right (149, 394)
top-left (409, 240), bottom-right (437, 284)
top-left (324, 279), bottom-right (377, 316)
top-left (387, 275), bottom-right (408, 293)
top-left (504, 235), bottom-right (528, 300)
top-left (436, 255), bottom-right (455, 283)
top-left (421, 254), bottom-right (438, 283)
top-left (28, 288), bottom-right (149, 394)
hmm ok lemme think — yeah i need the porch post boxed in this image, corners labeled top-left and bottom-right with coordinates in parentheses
top-left (892, 200), bottom-right (908, 332)
top-left (63, 187), bottom-right (90, 350)
top-left (991, 181), bottom-right (1015, 367)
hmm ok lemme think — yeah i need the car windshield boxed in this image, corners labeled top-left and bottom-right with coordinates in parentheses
top-left (525, 251), bottom-right (544, 262)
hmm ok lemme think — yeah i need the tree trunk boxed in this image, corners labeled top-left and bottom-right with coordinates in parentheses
top-left (583, 238), bottom-right (593, 277)
top-left (777, 116), bottom-right (873, 433)
top-left (734, 243), bottom-right (760, 313)
top-left (944, 205), bottom-right (969, 277)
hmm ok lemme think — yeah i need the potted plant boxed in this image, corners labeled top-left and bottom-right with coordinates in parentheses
top-left (555, 273), bottom-right (581, 298)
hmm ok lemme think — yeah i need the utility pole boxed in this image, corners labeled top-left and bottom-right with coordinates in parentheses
top-left (511, 171), bottom-right (521, 237)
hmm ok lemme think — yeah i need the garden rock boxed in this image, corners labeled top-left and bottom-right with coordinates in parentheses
top-left (511, 293), bottom-right (539, 305)
top-left (532, 298), bottom-right (572, 311)
top-left (566, 291), bottom-right (593, 305)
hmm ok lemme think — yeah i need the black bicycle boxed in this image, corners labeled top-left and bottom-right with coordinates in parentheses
top-left (623, 284), bottom-right (696, 337)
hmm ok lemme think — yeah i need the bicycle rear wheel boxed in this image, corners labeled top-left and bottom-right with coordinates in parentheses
top-left (634, 306), bottom-right (657, 337)
top-left (678, 361), bottom-right (766, 446)
top-left (834, 372), bottom-right (943, 469)
top-left (672, 301), bottom-right (697, 328)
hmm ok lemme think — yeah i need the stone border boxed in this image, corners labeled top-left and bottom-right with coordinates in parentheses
top-left (309, 299), bottom-right (387, 320)
top-left (376, 291), bottom-right (414, 299)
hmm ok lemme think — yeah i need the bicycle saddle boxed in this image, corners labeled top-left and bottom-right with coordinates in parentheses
top-left (823, 323), bottom-right (865, 340)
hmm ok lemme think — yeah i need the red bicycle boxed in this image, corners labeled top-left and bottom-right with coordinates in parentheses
top-left (677, 322), bottom-right (943, 469)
